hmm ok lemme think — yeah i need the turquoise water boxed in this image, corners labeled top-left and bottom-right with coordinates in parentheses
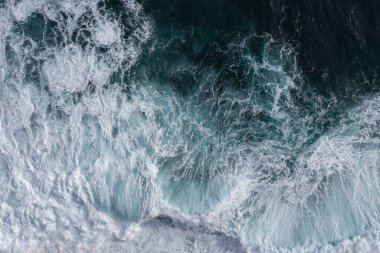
top-left (0, 0), bottom-right (380, 252)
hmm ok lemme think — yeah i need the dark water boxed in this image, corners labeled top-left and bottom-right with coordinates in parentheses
top-left (0, 0), bottom-right (380, 252)
top-left (231, 0), bottom-right (380, 88)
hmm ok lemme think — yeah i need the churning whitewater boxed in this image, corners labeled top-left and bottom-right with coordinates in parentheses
top-left (0, 0), bottom-right (380, 252)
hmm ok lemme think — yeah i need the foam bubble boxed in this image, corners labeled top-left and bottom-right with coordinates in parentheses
top-left (11, 0), bottom-right (45, 22)
top-left (148, 163), bottom-right (159, 179)
top-left (94, 20), bottom-right (121, 47)
top-left (43, 45), bottom-right (111, 94)
top-left (124, 223), bottom-right (142, 240)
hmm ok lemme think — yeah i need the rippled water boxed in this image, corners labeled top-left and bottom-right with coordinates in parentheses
top-left (1, 0), bottom-right (380, 252)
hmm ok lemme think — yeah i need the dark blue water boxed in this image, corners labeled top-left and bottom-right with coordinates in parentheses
top-left (0, 0), bottom-right (380, 252)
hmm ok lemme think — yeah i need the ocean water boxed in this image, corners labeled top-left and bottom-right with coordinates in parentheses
top-left (0, 0), bottom-right (380, 252)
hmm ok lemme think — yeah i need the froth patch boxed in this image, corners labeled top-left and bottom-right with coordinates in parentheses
top-left (11, 0), bottom-right (45, 22)
top-left (124, 223), bottom-right (142, 240)
top-left (94, 20), bottom-right (121, 47)
top-left (43, 45), bottom-right (111, 94)
top-left (148, 162), bottom-right (159, 179)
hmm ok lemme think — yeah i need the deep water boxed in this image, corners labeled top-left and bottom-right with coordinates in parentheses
top-left (0, 0), bottom-right (380, 252)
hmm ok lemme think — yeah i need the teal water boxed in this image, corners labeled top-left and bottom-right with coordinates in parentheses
top-left (0, 0), bottom-right (380, 252)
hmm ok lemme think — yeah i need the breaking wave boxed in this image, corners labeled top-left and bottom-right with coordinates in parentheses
top-left (0, 0), bottom-right (380, 252)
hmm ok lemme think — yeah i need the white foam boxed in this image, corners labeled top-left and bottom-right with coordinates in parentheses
top-left (207, 94), bottom-right (380, 249)
top-left (43, 45), bottom-right (111, 94)
top-left (11, 0), bottom-right (46, 22)
top-left (0, 0), bottom-right (156, 251)
top-left (2, 0), bottom-right (380, 251)
top-left (94, 20), bottom-right (121, 47)
top-left (148, 162), bottom-right (159, 179)
top-left (123, 223), bottom-right (142, 240)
